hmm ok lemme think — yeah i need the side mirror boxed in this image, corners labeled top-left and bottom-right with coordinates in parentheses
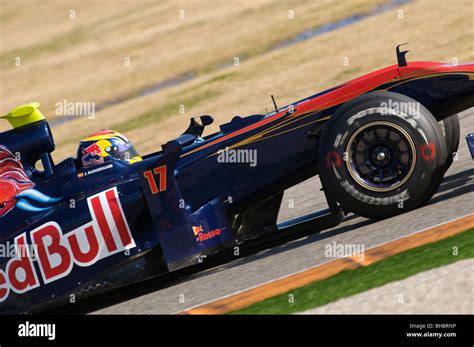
top-left (182, 115), bottom-right (214, 138)
top-left (200, 115), bottom-right (214, 126)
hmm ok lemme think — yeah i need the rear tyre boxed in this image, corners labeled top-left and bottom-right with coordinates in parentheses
top-left (318, 91), bottom-right (447, 219)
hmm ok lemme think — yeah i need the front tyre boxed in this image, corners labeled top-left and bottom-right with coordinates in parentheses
top-left (318, 91), bottom-right (447, 219)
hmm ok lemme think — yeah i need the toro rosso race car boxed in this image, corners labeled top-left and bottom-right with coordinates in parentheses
top-left (0, 47), bottom-right (473, 313)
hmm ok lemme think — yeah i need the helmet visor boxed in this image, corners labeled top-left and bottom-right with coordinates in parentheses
top-left (115, 142), bottom-right (140, 161)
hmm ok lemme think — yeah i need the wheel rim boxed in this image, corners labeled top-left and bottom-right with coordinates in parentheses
top-left (345, 121), bottom-right (417, 192)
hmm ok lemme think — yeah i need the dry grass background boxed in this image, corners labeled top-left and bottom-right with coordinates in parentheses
top-left (0, 0), bottom-right (473, 162)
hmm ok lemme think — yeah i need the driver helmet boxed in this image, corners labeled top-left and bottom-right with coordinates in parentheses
top-left (77, 130), bottom-right (142, 168)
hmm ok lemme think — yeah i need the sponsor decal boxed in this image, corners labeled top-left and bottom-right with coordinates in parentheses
top-left (340, 179), bottom-right (410, 205)
top-left (1, 145), bottom-right (35, 217)
top-left (82, 143), bottom-right (105, 157)
top-left (420, 143), bottom-right (436, 161)
top-left (81, 140), bottom-right (113, 167)
top-left (0, 187), bottom-right (135, 303)
top-left (192, 225), bottom-right (204, 236)
top-left (77, 163), bottom-right (113, 178)
top-left (192, 225), bottom-right (223, 242)
top-left (0, 145), bottom-right (61, 217)
top-left (325, 150), bottom-right (342, 168)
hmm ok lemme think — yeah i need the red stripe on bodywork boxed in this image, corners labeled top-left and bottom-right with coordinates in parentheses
top-left (181, 63), bottom-right (474, 157)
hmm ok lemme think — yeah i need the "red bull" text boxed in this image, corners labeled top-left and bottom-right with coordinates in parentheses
top-left (0, 187), bottom-right (135, 303)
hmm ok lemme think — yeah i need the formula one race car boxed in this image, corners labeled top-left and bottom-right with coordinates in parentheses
top-left (0, 47), bottom-right (473, 313)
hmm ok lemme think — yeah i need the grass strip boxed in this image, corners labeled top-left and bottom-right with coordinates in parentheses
top-left (232, 228), bottom-right (474, 314)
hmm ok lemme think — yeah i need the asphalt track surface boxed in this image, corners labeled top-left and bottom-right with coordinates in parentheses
top-left (303, 259), bottom-right (473, 314)
top-left (64, 109), bottom-right (473, 314)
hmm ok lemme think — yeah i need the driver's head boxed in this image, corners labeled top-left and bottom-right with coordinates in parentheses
top-left (77, 130), bottom-right (142, 168)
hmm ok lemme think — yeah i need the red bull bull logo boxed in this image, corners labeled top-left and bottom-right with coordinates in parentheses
top-left (0, 145), bottom-right (62, 218)
top-left (0, 145), bottom-right (35, 218)
top-left (81, 140), bottom-right (113, 167)
top-left (83, 143), bottom-right (105, 156)
top-left (192, 225), bottom-right (204, 236)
